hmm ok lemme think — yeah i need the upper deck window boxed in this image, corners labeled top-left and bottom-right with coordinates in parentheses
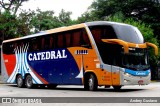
top-left (89, 25), bottom-right (117, 44)
top-left (115, 25), bottom-right (144, 43)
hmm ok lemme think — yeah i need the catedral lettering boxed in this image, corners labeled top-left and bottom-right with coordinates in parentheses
top-left (28, 50), bottom-right (67, 61)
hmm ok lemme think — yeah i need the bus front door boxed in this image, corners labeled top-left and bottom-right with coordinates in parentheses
top-left (111, 66), bottom-right (120, 86)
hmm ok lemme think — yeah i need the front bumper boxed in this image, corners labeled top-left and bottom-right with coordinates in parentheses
top-left (120, 71), bottom-right (151, 85)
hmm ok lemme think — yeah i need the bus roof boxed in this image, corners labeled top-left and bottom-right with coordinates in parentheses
top-left (85, 21), bottom-right (132, 27)
top-left (3, 21), bottom-right (132, 43)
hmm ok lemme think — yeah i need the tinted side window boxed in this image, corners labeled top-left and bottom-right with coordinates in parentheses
top-left (81, 29), bottom-right (92, 48)
top-left (70, 29), bottom-right (91, 48)
top-left (65, 31), bottom-right (71, 47)
top-left (89, 25), bottom-right (117, 44)
top-left (44, 36), bottom-right (50, 50)
top-left (41, 37), bottom-right (45, 50)
top-left (89, 26), bottom-right (117, 64)
top-left (40, 35), bottom-right (55, 51)
top-left (50, 36), bottom-right (55, 49)
top-left (3, 43), bottom-right (14, 54)
top-left (30, 38), bottom-right (40, 51)
top-left (72, 30), bottom-right (81, 47)
top-left (3, 40), bottom-right (27, 54)
top-left (57, 34), bottom-right (65, 48)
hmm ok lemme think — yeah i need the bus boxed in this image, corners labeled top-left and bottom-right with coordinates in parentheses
top-left (1, 21), bottom-right (158, 91)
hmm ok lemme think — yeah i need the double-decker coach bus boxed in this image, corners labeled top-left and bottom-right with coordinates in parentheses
top-left (1, 21), bottom-right (158, 91)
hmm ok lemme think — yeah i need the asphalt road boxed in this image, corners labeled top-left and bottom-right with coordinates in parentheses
top-left (0, 82), bottom-right (160, 106)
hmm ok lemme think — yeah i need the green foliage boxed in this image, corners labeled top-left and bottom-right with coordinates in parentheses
top-left (17, 9), bottom-right (35, 36)
top-left (58, 9), bottom-right (72, 26)
top-left (0, 11), bottom-right (18, 39)
top-left (0, 0), bottom-right (31, 41)
top-left (0, 0), bottom-right (76, 39)
top-left (77, 11), bottom-right (98, 23)
top-left (0, 0), bottom-right (30, 15)
top-left (30, 9), bottom-right (77, 33)
top-left (90, 0), bottom-right (117, 19)
top-left (30, 9), bottom-right (61, 32)
top-left (90, 0), bottom-right (160, 39)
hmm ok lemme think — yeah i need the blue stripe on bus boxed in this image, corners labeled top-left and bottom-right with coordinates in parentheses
top-left (125, 69), bottom-right (150, 76)
top-left (27, 48), bottom-right (82, 85)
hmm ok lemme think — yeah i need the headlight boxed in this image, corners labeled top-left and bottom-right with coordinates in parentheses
top-left (124, 73), bottom-right (130, 77)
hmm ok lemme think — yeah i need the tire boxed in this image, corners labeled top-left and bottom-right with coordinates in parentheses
top-left (113, 86), bottom-right (122, 91)
top-left (104, 85), bottom-right (110, 88)
top-left (84, 74), bottom-right (98, 91)
top-left (16, 75), bottom-right (25, 88)
top-left (25, 75), bottom-right (34, 89)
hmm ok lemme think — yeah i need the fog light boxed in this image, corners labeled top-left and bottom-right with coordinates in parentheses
top-left (124, 79), bottom-right (128, 83)
top-left (124, 79), bottom-right (130, 83)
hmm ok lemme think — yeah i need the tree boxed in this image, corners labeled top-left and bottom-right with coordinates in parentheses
top-left (0, 11), bottom-right (18, 40)
top-left (58, 9), bottom-right (72, 26)
top-left (90, 0), bottom-right (160, 38)
top-left (30, 9), bottom-right (77, 32)
top-left (30, 9), bottom-right (62, 32)
top-left (77, 11), bottom-right (98, 23)
top-left (90, 0), bottom-right (160, 20)
top-left (17, 9), bottom-right (35, 36)
top-left (0, 0), bottom-right (30, 15)
top-left (0, 0), bottom-right (31, 41)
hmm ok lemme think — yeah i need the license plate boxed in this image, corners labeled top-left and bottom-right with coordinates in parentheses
top-left (138, 80), bottom-right (144, 85)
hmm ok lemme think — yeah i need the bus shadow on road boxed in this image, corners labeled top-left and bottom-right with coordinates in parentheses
top-left (53, 88), bottom-right (146, 92)
top-left (96, 88), bottom-right (146, 92)
top-left (8, 84), bottom-right (146, 92)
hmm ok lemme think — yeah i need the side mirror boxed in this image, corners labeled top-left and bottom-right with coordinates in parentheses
top-left (146, 42), bottom-right (158, 56)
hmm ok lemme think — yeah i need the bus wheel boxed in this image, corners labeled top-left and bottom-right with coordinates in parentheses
top-left (16, 75), bottom-right (25, 88)
top-left (113, 86), bottom-right (122, 91)
top-left (25, 75), bottom-right (33, 89)
top-left (104, 85), bottom-right (110, 88)
top-left (85, 74), bottom-right (98, 91)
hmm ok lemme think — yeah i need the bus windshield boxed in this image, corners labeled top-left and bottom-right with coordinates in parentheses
top-left (89, 25), bottom-right (149, 70)
top-left (115, 25), bottom-right (144, 44)
top-left (122, 48), bottom-right (149, 70)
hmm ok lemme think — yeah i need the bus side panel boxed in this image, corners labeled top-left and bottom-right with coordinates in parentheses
top-left (3, 54), bottom-right (16, 77)
top-left (67, 47), bottom-right (98, 84)
top-left (27, 48), bottom-right (83, 85)
top-left (68, 47), bottom-right (113, 86)
top-left (1, 50), bottom-right (9, 83)
top-left (3, 47), bottom-right (83, 85)
top-left (111, 66), bottom-right (120, 85)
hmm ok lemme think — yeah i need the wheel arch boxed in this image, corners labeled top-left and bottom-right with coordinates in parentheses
top-left (84, 71), bottom-right (98, 85)
top-left (24, 73), bottom-right (31, 79)
top-left (16, 74), bottom-right (22, 83)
